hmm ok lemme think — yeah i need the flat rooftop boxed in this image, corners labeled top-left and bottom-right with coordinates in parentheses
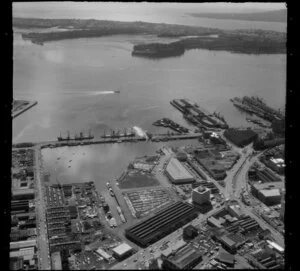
top-left (112, 243), bottom-right (132, 255)
top-left (167, 245), bottom-right (202, 269)
top-left (166, 158), bottom-right (194, 180)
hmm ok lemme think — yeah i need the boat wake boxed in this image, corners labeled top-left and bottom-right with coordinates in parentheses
top-left (89, 91), bottom-right (116, 96)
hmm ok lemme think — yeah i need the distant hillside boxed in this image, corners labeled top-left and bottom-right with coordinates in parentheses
top-left (190, 9), bottom-right (287, 23)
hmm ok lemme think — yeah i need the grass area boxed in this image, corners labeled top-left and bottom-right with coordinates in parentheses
top-left (118, 171), bottom-right (160, 189)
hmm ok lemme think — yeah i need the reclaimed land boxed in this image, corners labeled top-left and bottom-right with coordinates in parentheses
top-left (14, 18), bottom-right (286, 57)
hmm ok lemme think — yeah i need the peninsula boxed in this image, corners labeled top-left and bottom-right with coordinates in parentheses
top-left (14, 18), bottom-right (286, 58)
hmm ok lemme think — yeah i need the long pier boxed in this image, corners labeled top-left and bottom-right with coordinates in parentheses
top-left (12, 100), bottom-right (38, 119)
top-left (37, 133), bottom-right (203, 149)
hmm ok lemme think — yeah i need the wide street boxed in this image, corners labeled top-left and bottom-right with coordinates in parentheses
top-left (34, 146), bottom-right (52, 270)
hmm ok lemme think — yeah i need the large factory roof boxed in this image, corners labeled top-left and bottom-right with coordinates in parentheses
top-left (125, 201), bottom-right (197, 247)
top-left (166, 158), bottom-right (194, 181)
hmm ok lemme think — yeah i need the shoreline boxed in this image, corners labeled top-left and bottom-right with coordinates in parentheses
top-left (12, 100), bottom-right (38, 119)
top-left (14, 17), bottom-right (286, 57)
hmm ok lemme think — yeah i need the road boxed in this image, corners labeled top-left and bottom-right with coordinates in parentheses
top-left (110, 206), bottom-right (224, 270)
top-left (34, 146), bottom-right (52, 270)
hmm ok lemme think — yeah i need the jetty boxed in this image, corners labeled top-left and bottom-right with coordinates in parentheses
top-left (38, 132), bottom-right (203, 149)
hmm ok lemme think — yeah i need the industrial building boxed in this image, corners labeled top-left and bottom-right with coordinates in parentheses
top-left (255, 168), bottom-right (282, 183)
top-left (227, 205), bottom-right (243, 219)
top-left (125, 201), bottom-right (198, 247)
top-left (215, 249), bottom-right (235, 267)
top-left (218, 235), bottom-right (237, 254)
top-left (165, 158), bottom-right (195, 184)
top-left (183, 225), bottom-right (198, 240)
top-left (96, 248), bottom-right (112, 261)
top-left (161, 245), bottom-right (203, 269)
top-left (263, 157), bottom-right (285, 175)
top-left (224, 128), bottom-right (258, 147)
top-left (10, 239), bottom-right (37, 251)
top-left (192, 186), bottom-right (210, 205)
top-left (111, 243), bottom-right (133, 260)
top-left (192, 181), bottom-right (219, 194)
top-left (251, 183), bottom-right (282, 206)
top-left (194, 154), bottom-right (227, 180)
top-left (207, 216), bottom-right (222, 229)
top-left (12, 189), bottom-right (35, 201)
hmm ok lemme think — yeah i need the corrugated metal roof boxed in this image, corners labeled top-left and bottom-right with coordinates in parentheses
top-left (166, 158), bottom-right (194, 181)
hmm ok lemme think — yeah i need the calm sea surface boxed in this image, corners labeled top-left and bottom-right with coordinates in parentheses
top-left (13, 4), bottom-right (286, 184)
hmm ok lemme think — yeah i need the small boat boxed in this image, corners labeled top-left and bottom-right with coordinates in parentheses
top-left (69, 160), bottom-right (72, 162)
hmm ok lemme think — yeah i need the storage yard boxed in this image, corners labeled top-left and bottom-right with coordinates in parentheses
top-left (123, 187), bottom-right (175, 219)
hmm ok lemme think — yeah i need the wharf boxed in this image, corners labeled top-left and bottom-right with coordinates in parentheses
top-left (12, 100), bottom-right (38, 119)
top-left (38, 133), bottom-right (203, 149)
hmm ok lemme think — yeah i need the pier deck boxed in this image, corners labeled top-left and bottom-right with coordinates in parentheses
top-left (34, 133), bottom-right (203, 149)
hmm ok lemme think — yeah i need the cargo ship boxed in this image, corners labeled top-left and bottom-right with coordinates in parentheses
top-left (74, 130), bottom-right (94, 140)
top-left (57, 130), bottom-right (94, 141)
top-left (57, 131), bottom-right (71, 141)
top-left (102, 128), bottom-right (135, 139)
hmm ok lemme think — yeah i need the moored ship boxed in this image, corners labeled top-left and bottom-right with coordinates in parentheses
top-left (57, 130), bottom-right (94, 141)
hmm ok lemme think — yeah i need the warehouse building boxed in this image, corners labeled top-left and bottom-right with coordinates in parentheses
top-left (207, 216), bottom-right (222, 229)
top-left (12, 189), bottom-right (35, 201)
top-left (125, 202), bottom-right (198, 247)
top-left (10, 239), bottom-right (37, 251)
top-left (112, 243), bottom-right (133, 260)
top-left (216, 249), bottom-right (235, 267)
top-left (255, 168), bottom-right (281, 183)
top-left (161, 245), bottom-right (202, 270)
top-left (194, 155), bottom-right (226, 180)
top-left (218, 235), bottom-right (237, 254)
top-left (165, 158), bottom-right (195, 184)
top-left (227, 205), bottom-right (243, 219)
top-left (224, 128), bottom-right (258, 148)
top-left (251, 184), bottom-right (282, 206)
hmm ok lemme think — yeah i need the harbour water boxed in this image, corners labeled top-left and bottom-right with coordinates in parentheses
top-left (13, 33), bottom-right (286, 143)
top-left (13, 3), bottom-right (286, 186)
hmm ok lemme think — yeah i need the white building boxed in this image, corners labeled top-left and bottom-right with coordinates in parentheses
top-left (192, 186), bottom-right (210, 205)
top-left (165, 158), bottom-right (194, 184)
top-left (112, 243), bottom-right (133, 260)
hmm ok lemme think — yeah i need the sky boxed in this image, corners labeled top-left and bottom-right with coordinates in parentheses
top-left (13, 2), bottom-right (286, 17)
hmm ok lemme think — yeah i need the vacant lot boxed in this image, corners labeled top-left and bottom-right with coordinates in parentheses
top-left (118, 170), bottom-right (160, 189)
